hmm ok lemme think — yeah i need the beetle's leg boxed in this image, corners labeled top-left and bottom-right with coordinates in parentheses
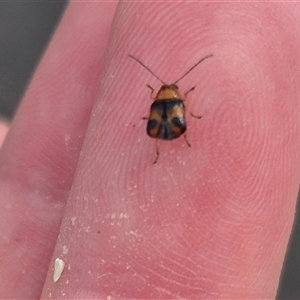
top-left (146, 84), bottom-right (155, 99)
top-left (185, 86), bottom-right (202, 118)
top-left (153, 141), bottom-right (159, 164)
top-left (190, 112), bottom-right (202, 119)
top-left (184, 86), bottom-right (196, 97)
top-left (146, 84), bottom-right (154, 92)
top-left (141, 117), bottom-right (149, 120)
top-left (184, 134), bottom-right (191, 148)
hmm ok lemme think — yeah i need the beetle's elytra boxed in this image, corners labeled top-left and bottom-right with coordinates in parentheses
top-left (129, 54), bottom-right (213, 164)
top-left (147, 95), bottom-right (186, 140)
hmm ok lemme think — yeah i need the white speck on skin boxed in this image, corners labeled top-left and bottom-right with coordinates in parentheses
top-left (119, 212), bottom-right (129, 219)
top-left (71, 217), bottom-right (77, 225)
top-left (64, 134), bottom-right (71, 147)
top-left (129, 230), bottom-right (138, 237)
top-left (53, 258), bottom-right (65, 283)
top-left (62, 245), bottom-right (69, 255)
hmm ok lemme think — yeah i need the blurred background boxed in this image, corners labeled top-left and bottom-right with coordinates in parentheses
top-left (0, 2), bottom-right (298, 299)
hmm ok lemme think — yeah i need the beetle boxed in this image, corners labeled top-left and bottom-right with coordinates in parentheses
top-left (129, 54), bottom-right (213, 164)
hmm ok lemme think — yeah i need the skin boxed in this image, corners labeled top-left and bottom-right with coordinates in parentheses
top-left (0, 2), bottom-right (300, 299)
top-left (0, 120), bottom-right (9, 148)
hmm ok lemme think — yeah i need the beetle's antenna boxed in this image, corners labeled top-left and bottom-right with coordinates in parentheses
top-left (173, 54), bottom-right (213, 85)
top-left (129, 55), bottom-right (166, 85)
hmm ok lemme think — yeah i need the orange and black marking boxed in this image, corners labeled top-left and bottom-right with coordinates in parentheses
top-left (129, 54), bottom-right (213, 164)
top-left (147, 84), bottom-right (186, 141)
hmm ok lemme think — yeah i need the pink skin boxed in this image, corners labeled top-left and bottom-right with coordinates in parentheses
top-left (0, 120), bottom-right (9, 148)
top-left (0, 2), bottom-right (300, 299)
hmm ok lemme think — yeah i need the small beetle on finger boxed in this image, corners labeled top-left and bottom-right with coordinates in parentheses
top-left (129, 54), bottom-right (213, 164)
